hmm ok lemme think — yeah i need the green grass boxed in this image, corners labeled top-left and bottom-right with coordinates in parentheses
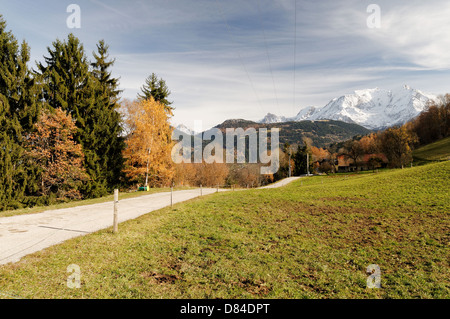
top-left (0, 162), bottom-right (449, 299)
top-left (413, 136), bottom-right (450, 165)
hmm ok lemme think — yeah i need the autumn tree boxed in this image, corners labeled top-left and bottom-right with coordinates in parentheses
top-left (122, 98), bottom-right (174, 187)
top-left (378, 126), bottom-right (418, 168)
top-left (37, 34), bottom-right (126, 197)
top-left (311, 146), bottom-right (329, 162)
top-left (444, 94), bottom-right (450, 137)
top-left (227, 163), bottom-right (262, 187)
top-left (367, 155), bottom-right (384, 172)
top-left (173, 162), bottom-right (198, 186)
top-left (25, 108), bottom-right (89, 201)
top-left (340, 140), bottom-right (364, 170)
top-left (359, 133), bottom-right (378, 154)
top-left (194, 162), bottom-right (229, 187)
top-left (36, 34), bottom-right (103, 196)
top-left (310, 146), bottom-right (326, 173)
top-left (410, 97), bottom-right (450, 145)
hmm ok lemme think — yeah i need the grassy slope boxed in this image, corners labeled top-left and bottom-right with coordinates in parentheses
top-left (0, 162), bottom-right (449, 299)
top-left (413, 136), bottom-right (450, 164)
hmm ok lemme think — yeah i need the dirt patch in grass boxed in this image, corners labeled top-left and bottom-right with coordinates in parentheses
top-left (232, 278), bottom-right (271, 296)
top-left (141, 271), bottom-right (182, 284)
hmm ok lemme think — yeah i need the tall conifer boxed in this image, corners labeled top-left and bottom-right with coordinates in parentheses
top-left (0, 15), bottom-right (40, 209)
top-left (37, 34), bottom-right (107, 197)
top-left (91, 40), bottom-right (125, 189)
top-left (138, 73), bottom-right (174, 115)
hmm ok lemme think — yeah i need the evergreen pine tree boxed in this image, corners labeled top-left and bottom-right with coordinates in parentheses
top-left (91, 40), bottom-right (125, 189)
top-left (293, 145), bottom-right (308, 176)
top-left (138, 73), bottom-right (174, 115)
top-left (0, 15), bottom-right (40, 209)
top-left (36, 34), bottom-right (108, 197)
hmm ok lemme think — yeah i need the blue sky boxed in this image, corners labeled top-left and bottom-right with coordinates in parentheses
top-left (1, 0), bottom-right (450, 129)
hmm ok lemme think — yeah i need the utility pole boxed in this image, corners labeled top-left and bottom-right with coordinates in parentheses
top-left (307, 153), bottom-right (310, 175)
top-left (288, 148), bottom-right (292, 178)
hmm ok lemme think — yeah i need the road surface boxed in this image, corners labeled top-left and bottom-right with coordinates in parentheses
top-left (259, 176), bottom-right (301, 188)
top-left (0, 177), bottom-right (300, 265)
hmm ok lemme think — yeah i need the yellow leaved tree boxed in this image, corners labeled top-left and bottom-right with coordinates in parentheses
top-left (122, 98), bottom-right (174, 187)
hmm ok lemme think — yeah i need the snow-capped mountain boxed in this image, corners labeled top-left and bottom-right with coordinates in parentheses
top-left (259, 86), bottom-right (439, 130)
top-left (292, 106), bottom-right (318, 121)
top-left (259, 113), bottom-right (287, 124)
top-left (173, 123), bottom-right (194, 135)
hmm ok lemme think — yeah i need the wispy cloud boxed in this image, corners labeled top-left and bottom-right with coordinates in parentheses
top-left (331, 0), bottom-right (450, 70)
top-left (1, 0), bottom-right (449, 129)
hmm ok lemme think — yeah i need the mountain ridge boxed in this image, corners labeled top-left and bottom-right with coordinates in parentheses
top-left (259, 85), bottom-right (439, 130)
top-left (207, 119), bottom-right (371, 148)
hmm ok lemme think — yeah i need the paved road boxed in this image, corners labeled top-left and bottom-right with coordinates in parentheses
top-left (0, 177), bottom-right (300, 265)
top-left (259, 176), bottom-right (301, 188)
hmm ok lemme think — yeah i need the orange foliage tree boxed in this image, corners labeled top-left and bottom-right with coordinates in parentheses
top-left (122, 98), bottom-right (174, 187)
top-left (359, 133), bottom-right (378, 154)
top-left (311, 146), bottom-right (330, 162)
top-left (174, 161), bottom-right (229, 187)
top-left (378, 125), bottom-right (418, 168)
top-left (24, 108), bottom-right (89, 201)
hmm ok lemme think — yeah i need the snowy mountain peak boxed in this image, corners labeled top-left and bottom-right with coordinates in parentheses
top-left (258, 86), bottom-right (439, 130)
top-left (259, 113), bottom-right (287, 124)
top-left (174, 123), bottom-right (194, 135)
top-left (293, 106), bottom-right (318, 121)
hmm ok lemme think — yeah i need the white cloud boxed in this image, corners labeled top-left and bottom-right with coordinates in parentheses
top-left (333, 1), bottom-right (450, 70)
top-left (2, 0), bottom-right (449, 128)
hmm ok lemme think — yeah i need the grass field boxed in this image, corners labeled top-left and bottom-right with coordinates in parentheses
top-left (413, 136), bottom-right (450, 165)
top-left (0, 161), bottom-right (449, 299)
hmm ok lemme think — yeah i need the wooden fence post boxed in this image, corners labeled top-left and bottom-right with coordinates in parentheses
top-left (113, 189), bottom-right (119, 234)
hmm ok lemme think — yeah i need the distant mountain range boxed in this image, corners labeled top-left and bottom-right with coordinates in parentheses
top-left (174, 119), bottom-right (371, 148)
top-left (259, 85), bottom-right (439, 130)
top-left (173, 85), bottom-right (439, 148)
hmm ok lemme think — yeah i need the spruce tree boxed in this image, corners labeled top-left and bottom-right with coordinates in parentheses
top-left (138, 73), bottom-right (174, 115)
top-left (91, 40), bottom-right (125, 189)
top-left (36, 34), bottom-right (108, 197)
top-left (0, 15), bottom-right (40, 209)
top-left (36, 34), bottom-right (93, 118)
top-left (293, 145), bottom-right (308, 176)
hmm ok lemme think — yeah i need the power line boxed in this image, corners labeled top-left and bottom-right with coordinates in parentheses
top-left (256, 0), bottom-right (279, 113)
top-left (215, 0), bottom-right (264, 113)
top-left (293, 0), bottom-right (297, 115)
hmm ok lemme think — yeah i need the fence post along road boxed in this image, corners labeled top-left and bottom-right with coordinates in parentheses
top-left (113, 189), bottom-right (119, 233)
